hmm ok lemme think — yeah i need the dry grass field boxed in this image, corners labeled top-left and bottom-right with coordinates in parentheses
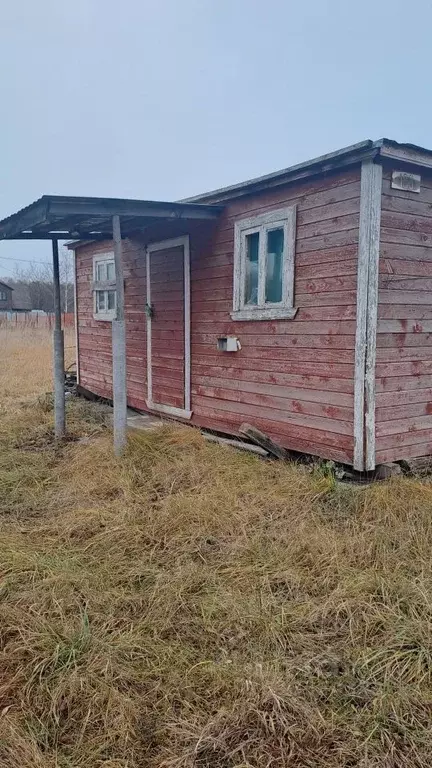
top-left (0, 326), bottom-right (75, 414)
top-left (1, 327), bottom-right (432, 767)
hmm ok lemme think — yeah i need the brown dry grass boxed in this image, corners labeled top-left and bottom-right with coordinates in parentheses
top-left (1, 327), bottom-right (432, 766)
top-left (0, 326), bottom-right (75, 414)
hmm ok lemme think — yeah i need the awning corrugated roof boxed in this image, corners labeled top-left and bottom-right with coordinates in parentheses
top-left (0, 195), bottom-right (223, 241)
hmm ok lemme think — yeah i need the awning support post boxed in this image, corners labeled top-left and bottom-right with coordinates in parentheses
top-left (112, 214), bottom-right (127, 456)
top-left (52, 239), bottom-right (65, 438)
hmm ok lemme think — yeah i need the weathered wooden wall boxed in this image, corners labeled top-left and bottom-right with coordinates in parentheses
top-left (76, 238), bottom-right (148, 409)
top-left (376, 164), bottom-right (432, 464)
top-left (76, 166), bottom-right (362, 464)
top-left (149, 245), bottom-right (185, 409)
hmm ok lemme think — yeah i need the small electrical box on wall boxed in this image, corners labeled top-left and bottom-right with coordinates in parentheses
top-left (391, 171), bottom-right (421, 193)
top-left (217, 336), bottom-right (241, 352)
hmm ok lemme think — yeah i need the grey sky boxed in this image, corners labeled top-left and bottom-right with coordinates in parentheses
top-left (1, 0), bottom-right (431, 274)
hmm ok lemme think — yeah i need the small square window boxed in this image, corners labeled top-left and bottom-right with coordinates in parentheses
top-left (93, 254), bottom-right (116, 320)
top-left (96, 290), bottom-right (106, 311)
top-left (96, 262), bottom-right (107, 281)
top-left (244, 231), bottom-right (259, 305)
top-left (265, 227), bottom-right (284, 303)
top-left (232, 206), bottom-right (297, 321)
top-left (107, 290), bottom-right (116, 311)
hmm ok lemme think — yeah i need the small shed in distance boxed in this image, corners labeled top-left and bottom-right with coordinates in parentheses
top-left (0, 281), bottom-right (13, 311)
top-left (0, 281), bottom-right (32, 312)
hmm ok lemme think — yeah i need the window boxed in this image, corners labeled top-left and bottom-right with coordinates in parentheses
top-left (93, 254), bottom-right (117, 320)
top-left (0, 291), bottom-right (7, 301)
top-left (232, 206), bottom-right (297, 321)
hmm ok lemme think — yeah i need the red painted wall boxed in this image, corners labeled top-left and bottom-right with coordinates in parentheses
top-left (75, 166), bottom-right (362, 464)
top-left (150, 244), bottom-right (186, 409)
top-left (376, 163), bottom-right (432, 464)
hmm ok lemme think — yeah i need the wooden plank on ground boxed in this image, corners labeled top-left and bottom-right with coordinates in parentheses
top-left (239, 423), bottom-right (289, 459)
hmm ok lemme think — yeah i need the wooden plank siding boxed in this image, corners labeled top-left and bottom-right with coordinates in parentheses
top-left (75, 167), bottom-right (362, 464)
top-left (149, 246), bottom-right (185, 410)
top-left (375, 164), bottom-right (432, 464)
top-left (76, 238), bottom-right (148, 412)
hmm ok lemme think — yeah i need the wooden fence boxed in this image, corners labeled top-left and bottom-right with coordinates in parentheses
top-left (0, 312), bottom-right (74, 329)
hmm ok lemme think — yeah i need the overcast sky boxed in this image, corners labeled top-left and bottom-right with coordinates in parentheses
top-left (1, 0), bottom-right (431, 275)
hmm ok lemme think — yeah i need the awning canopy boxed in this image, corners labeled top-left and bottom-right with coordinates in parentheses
top-left (0, 194), bottom-right (223, 241)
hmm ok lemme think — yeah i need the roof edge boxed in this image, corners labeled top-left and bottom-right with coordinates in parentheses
top-left (67, 137), bottom-right (432, 250)
top-left (67, 237), bottom-right (108, 251)
top-left (181, 140), bottom-right (377, 204)
top-left (377, 138), bottom-right (432, 169)
top-left (181, 138), bottom-right (432, 204)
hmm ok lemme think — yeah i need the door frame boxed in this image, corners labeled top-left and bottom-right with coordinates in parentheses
top-left (145, 235), bottom-right (192, 419)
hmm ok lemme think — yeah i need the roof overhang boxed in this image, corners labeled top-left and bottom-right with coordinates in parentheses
top-left (182, 138), bottom-right (432, 204)
top-left (0, 195), bottom-right (223, 242)
top-left (3, 138), bottom-right (432, 245)
top-left (377, 138), bottom-right (432, 169)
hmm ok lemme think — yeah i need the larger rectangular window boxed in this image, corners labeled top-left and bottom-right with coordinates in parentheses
top-left (93, 253), bottom-right (117, 320)
top-left (232, 206), bottom-right (297, 321)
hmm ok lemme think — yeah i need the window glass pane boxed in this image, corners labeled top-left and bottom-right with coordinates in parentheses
top-left (96, 290), bottom-right (106, 311)
top-left (107, 261), bottom-right (115, 281)
top-left (96, 262), bottom-right (107, 281)
top-left (265, 228), bottom-right (284, 303)
top-left (107, 290), bottom-right (116, 310)
top-left (244, 232), bottom-right (259, 305)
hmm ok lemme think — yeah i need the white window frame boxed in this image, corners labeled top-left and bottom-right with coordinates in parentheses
top-left (92, 253), bottom-right (117, 321)
top-left (231, 206), bottom-right (298, 321)
top-left (0, 291), bottom-right (7, 301)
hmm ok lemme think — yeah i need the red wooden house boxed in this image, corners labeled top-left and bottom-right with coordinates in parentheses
top-left (68, 139), bottom-right (432, 471)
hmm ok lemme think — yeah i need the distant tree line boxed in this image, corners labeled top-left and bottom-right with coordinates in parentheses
top-left (1, 247), bottom-right (74, 313)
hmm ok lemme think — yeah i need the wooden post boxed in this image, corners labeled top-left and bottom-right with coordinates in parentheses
top-left (353, 160), bottom-right (383, 471)
top-left (112, 214), bottom-right (127, 456)
top-left (52, 239), bottom-right (65, 438)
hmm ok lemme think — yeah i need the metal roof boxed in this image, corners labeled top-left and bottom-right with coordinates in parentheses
top-left (3, 138), bottom-right (432, 243)
top-left (182, 138), bottom-right (432, 204)
top-left (0, 195), bottom-right (223, 241)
